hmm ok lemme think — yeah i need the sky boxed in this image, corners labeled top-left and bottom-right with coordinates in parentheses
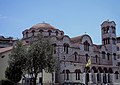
top-left (0, 0), bottom-right (120, 44)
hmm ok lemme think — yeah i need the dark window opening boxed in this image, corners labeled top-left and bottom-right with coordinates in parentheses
top-left (32, 30), bottom-right (35, 36)
top-left (55, 31), bottom-right (58, 36)
top-left (117, 47), bottom-right (119, 51)
top-left (48, 30), bottom-right (52, 36)
top-left (102, 51), bottom-right (106, 59)
top-left (75, 69), bottom-right (81, 80)
top-left (113, 53), bottom-right (116, 60)
top-left (84, 41), bottom-right (90, 51)
top-left (26, 32), bottom-right (28, 38)
top-left (1, 55), bottom-right (5, 58)
top-left (115, 71), bottom-right (119, 79)
top-left (74, 52), bottom-right (77, 61)
top-left (63, 43), bottom-right (69, 54)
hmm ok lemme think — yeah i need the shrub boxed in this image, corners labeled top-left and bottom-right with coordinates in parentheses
top-left (0, 79), bottom-right (14, 85)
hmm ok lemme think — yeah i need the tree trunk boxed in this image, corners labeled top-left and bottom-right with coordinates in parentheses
top-left (33, 74), bottom-right (37, 85)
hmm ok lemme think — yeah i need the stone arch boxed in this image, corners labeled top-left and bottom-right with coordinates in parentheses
top-left (98, 67), bottom-right (103, 73)
top-left (81, 34), bottom-right (93, 45)
top-left (39, 29), bottom-right (44, 32)
top-left (66, 69), bottom-right (70, 80)
top-left (91, 66), bottom-right (98, 73)
top-left (83, 40), bottom-right (90, 51)
top-left (75, 69), bottom-right (81, 80)
top-left (48, 30), bottom-right (52, 36)
top-left (26, 31), bottom-right (28, 38)
top-left (114, 71), bottom-right (119, 79)
top-left (63, 43), bottom-right (69, 54)
top-left (108, 68), bottom-right (113, 73)
top-left (55, 31), bottom-right (58, 36)
top-left (84, 67), bottom-right (90, 73)
top-left (31, 30), bottom-right (35, 36)
top-left (103, 67), bottom-right (108, 73)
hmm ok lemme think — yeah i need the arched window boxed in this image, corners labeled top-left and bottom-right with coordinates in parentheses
top-left (74, 52), bottom-right (77, 61)
top-left (106, 26), bottom-right (109, 33)
top-left (91, 66), bottom-right (97, 73)
top-left (113, 53), bottom-right (116, 60)
top-left (115, 71), bottom-right (119, 79)
top-left (84, 41), bottom-right (90, 51)
top-left (26, 31), bottom-right (28, 38)
top-left (108, 68), bottom-right (113, 83)
top-left (32, 30), bottom-right (35, 36)
top-left (39, 30), bottom-right (43, 34)
top-left (102, 51), bottom-right (106, 59)
top-left (117, 47), bottom-right (119, 51)
top-left (66, 70), bottom-right (70, 80)
top-left (98, 67), bottom-right (103, 73)
top-left (61, 32), bottom-right (63, 36)
top-left (75, 69), bottom-right (81, 80)
top-left (55, 31), bottom-right (58, 36)
top-left (63, 43), bottom-right (69, 54)
top-left (48, 30), bottom-right (52, 36)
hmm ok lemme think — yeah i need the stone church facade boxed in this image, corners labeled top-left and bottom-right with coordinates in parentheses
top-left (21, 20), bottom-right (120, 85)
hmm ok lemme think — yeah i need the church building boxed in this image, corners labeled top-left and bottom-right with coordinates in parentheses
top-left (0, 20), bottom-right (120, 85)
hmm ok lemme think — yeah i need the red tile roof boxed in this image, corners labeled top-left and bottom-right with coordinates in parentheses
top-left (30, 22), bottom-right (56, 30)
top-left (71, 36), bottom-right (82, 43)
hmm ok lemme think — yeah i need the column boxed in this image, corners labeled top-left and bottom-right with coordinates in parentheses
top-left (81, 73), bottom-right (86, 84)
top-left (106, 73), bottom-right (108, 83)
top-left (95, 73), bottom-right (97, 84)
top-left (110, 74), bottom-right (114, 83)
top-left (88, 73), bottom-right (93, 84)
top-left (101, 73), bottom-right (103, 84)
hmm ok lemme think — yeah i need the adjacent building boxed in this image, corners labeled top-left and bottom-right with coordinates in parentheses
top-left (0, 36), bottom-right (15, 48)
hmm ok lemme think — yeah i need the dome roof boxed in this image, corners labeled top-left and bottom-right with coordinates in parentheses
top-left (31, 22), bottom-right (56, 30)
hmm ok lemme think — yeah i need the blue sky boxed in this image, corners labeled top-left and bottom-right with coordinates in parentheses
top-left (0, 0), bottom-right (120, 44)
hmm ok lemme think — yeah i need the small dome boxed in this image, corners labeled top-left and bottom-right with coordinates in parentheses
top-left (31, 22), bottom-right (56, 30)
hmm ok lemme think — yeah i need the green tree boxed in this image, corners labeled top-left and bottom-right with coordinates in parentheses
top-left (6, 40), bottom-right (27, 84)
top-left (5, 65), bottom-right (22, 84)
top-left (0, 79), bottom-right (14, 85)
top-left (26, 35), bottom-right (55, 85)
top-left (9, 40), bottom-right (27, 69)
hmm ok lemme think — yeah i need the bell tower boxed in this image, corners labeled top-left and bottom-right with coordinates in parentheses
top-left (101, 20), bottom-right (117, 66)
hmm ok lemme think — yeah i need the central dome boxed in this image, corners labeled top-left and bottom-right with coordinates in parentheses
top-left (31, 22), bottom-right (56, 30)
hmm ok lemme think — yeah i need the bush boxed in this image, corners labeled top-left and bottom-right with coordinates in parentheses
top-left (0, 79), bottom-right (14, 85)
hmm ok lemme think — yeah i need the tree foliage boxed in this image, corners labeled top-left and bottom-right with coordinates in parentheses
top-left (26, 35), bottom-right (55, 85)
top-left (9, 40), bottom-right (27, 69)
top-left (7, 35), bottom-right (55, 85)
top-left (0, 79), bottom-right (14, 85)
top-left (6, 40), bottom-right (27, 83)
top-left (5, 66), bottom-right (22, 83)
